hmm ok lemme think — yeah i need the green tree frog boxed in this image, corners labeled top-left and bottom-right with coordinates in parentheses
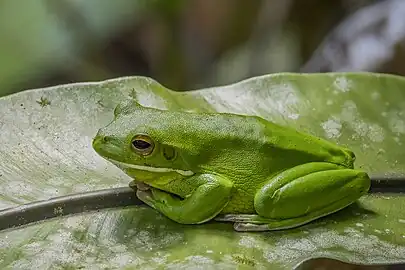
top-left (92, 99), bottom-right (370, 231)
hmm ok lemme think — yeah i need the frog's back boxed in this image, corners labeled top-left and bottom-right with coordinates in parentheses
top-left (169, 110), bottom-right (354, 168)
top-left (174, 111), bottom-right (356, 214)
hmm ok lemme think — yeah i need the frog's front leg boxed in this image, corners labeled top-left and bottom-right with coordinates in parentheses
top-left (216, 162), bottom-right (370, 232)
top-left (136, 174), bottom-right (234, 224)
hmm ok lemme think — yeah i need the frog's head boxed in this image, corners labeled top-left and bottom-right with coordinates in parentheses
top-left (92, 99), bottom-right (196, 186)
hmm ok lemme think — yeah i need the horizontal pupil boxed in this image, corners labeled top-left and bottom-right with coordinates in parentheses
top-left (133, 140), bottom-right (150, 149)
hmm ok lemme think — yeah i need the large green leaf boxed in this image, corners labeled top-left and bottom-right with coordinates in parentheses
top-left (0, 73), bottom-right (404, 269)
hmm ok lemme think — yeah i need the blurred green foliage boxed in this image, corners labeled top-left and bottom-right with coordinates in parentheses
top-left (1, 0), bottom-right (404, 96)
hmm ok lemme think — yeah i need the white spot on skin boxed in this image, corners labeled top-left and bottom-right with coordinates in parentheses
top-left (321, 118), bottom-right (342, 139)
top-left (333, 77), bottom-right (352, 93)
top-left (398, 219), bottom-right (405, 223)
top-left (326, 100), bottom-right (334, 105)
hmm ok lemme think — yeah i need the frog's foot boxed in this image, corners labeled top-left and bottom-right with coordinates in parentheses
top-left (216, 213), bottom-right (329, 232)
top-left (136, 182), bottom-right (151, 191)
top-left (215, 214), bottom-right (267, 224)
top-left (129, 180), bottom-right (151, 191)
top-left (215, 214), bottom-right (303, 231)
top-left (136, 187), bottom-right (182, 215)
top-left (232, 222), bottom-right (305, 232)
top-left (136, 187), bottom-right (171, 210)
top-left (234, 223), bottom-right (270, 232)
top-left (215, 214), bottom-right (274, 232)
top-left (135, 174), bottom-right (234, 225)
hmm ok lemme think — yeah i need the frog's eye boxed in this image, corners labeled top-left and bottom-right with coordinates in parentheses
top-left (131, 134), bottom-right (154, 155)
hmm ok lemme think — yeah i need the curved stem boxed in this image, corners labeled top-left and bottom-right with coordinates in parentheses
top-left (0, 175), bottom-right (404, 232)
top-left (0, 187), bottom-right (141, 232)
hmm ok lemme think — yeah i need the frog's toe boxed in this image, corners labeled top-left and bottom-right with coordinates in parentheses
top-left (214, 214), bottom-right (236, 222)
top-left (136, 189), bottom-right (152, 202)
top-left (129, 180), bottom-right (138, 189)
top-left (129, 180), bottom-right (151, 190)
top-left (215, 214), bottom-right (258, 222)
top-left (234, 222), bottom-right (270, 232)
top-left (137, 182), bottom-right (151, 191)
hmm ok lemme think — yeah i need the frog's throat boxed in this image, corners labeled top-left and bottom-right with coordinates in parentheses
top-left (106, 158), bottom-right (195, 176)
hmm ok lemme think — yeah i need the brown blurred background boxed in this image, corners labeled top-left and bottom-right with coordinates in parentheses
top-left (1, 0), bottom-right (404, 96)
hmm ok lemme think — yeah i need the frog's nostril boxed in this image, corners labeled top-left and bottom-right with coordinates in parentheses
top-left (103, 136), bottom-right (114, 143)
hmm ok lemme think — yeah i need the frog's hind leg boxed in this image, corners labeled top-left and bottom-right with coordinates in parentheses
top-left (216, 162), bottom-right (370, 232)
top-left (220, 195), bottom-right (356, 231)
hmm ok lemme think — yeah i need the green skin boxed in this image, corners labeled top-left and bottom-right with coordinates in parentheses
top-left (92, 100), bottom-right (371, 232)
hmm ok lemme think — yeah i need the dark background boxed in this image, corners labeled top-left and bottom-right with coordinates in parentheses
top-left (1, 0), bottom-right (405, 96)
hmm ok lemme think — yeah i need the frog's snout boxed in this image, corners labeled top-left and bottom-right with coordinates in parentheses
top-left (92, 134), bottom-right (104, 149)
top-left (93, 134), bottom-right (114, 146)
top-left (93, 132), bottom-right (125, 153)
top-left (92, 128), bottom-right (110, 148)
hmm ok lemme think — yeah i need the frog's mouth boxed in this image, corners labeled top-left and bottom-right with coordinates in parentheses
top-left (105, 158), bottom-right (195, 176)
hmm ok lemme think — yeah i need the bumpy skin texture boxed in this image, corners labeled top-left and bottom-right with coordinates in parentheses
top-left (92, 100), bottom-right (371, 232)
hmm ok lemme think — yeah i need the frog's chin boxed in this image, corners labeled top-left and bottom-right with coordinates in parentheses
top-left (105, 158), bottom-right (195, 177)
